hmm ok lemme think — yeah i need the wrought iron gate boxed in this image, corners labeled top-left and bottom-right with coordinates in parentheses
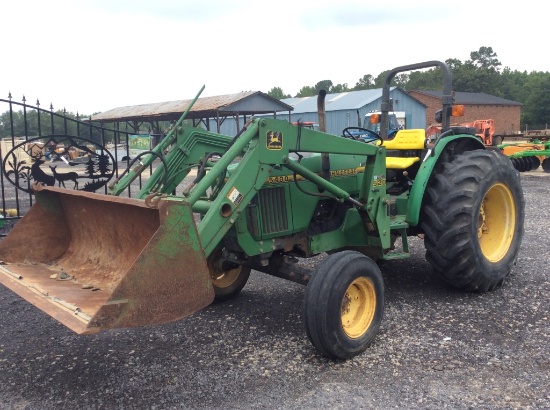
top-left (0, 94), bottom-right (152, 235)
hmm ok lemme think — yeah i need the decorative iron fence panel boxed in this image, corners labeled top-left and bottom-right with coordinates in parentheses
top-left (0, 95), bottom-right (154, 235)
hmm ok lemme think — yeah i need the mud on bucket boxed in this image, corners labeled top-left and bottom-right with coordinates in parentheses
top-left (0, 186), bottom-right (213, 334)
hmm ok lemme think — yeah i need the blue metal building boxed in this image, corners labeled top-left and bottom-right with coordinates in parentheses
top-left (211, 87), bottom-right (427, 136)
top-left (277, 88), bottom-right (426, 135)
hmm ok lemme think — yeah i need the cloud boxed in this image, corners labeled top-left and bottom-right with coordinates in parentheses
top-left (83, 0), bottom-right (252, 21)
top-left (299, 3), bottom-right (459, 29)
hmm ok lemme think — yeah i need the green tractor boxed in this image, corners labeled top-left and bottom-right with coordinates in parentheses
top-left (0, 61), bottom-right (524, 359)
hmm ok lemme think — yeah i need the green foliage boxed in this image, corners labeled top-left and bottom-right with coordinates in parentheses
top-left (0, 109), bottom-right (94, 139)
top-left (404, 67), bottom-right (444, 91)
top-left (500, 67), bottom-right (530, 102)
top-left (353, 74), bottom-right (375, 90)
top-left (330, 83), bottom-right (350, 93)
top-left (470, 46), bottom-right (501, 70)
top-left (373, 71), bottom-right (391, 88)
top-left (295, 85), bottom-right (317, 98)
top-left (522, 73), bottom-right (550, 128)
top-left (293, 80), bottom-right (350, 97)
top-left (315, 80), bottom-right (333, 94)
top-left (267, 87), bottom-right (291, 99)
top-left (352, 71), bottom-right (404, 90)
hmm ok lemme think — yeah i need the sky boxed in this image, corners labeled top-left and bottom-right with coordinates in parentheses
top-left (2, 0), bottom-right (547, 115)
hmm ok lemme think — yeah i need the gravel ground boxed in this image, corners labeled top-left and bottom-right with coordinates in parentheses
top-left (0, 168), bottom-right (548, 409)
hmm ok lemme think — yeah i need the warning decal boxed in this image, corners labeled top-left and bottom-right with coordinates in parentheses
top-left (227, 187), bottom-right (244, 206)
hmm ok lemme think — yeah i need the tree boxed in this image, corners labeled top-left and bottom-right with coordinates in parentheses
top-left (522, 73), bottom-right (550, 128)
top-left (331, 83), bottom-right (350, 93)
top-left (393, 74), bottom-right (409, 89)
top-left (374, 71), bottom-right (391, 87)
top-left (295, 86), bottom-right (316, 98)
top-left (445, 58), bottom-right (463, 71)
top-left (500, 67), bottom-right (530, 103)
top-left (452, 46), bottom-right (503, 95)
top-left (267, 87), bottom-right (291, 99)
top-left (314, 80), bottom-right (333, 94)
top-left (353, 74), bottom-right (375, 90)
top-left (404, 69), bottom-right (441, 91)
top-left (470, 46), bottom-right (501, 71)
top-left (294, 80), bottom-right (349, 97)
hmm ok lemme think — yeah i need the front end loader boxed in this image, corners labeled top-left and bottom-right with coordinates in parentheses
top-left (0, 61), bottom-right (524, 359)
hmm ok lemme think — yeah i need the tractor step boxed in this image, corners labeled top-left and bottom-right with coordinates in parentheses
top-left (382, 251), bottom-right (410, 260)
top-left (383, 220), bottom-right (410, 260)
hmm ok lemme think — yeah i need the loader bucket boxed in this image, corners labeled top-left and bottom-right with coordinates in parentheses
top-left (0, 186), bottom-right (213, 334)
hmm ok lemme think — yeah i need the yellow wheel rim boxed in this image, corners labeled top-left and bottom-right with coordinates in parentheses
top-left (341, 277), bottom-right (376, 339)
top-left (207, 249), bottom-right (243, 289)
top-left (478, 183), bottom-right (516, 262)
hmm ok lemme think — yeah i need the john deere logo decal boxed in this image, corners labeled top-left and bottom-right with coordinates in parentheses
top-left (266, 131), bottom-right (283, 150)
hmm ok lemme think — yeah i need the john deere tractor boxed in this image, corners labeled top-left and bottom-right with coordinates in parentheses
top-left (0, 61), bottom-right (524, 359)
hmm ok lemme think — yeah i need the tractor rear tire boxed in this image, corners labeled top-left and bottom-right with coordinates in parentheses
top-left (207, 248), bottom-right (251, 303)
top-left (303, 251), bottom-right (384, 359)
top-left (421, 150), bottom-right (524, 292)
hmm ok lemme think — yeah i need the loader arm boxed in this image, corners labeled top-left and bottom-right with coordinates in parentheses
top-left (108, 85), bottom-right (206, 196)
top-left (110, 117), bottom-right (392, 259)
top-left (136, 128), bottom-right (237, 198)
top-left (163, 118), bottom-right (391, 257)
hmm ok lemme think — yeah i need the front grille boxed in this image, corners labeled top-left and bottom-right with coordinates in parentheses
top-left (259, 187), bottom-right (288, 234)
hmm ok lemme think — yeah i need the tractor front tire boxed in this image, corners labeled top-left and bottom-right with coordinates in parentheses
top-left (303, 251), bottom-right (384, 359)
top-left (422, 150), bottom-right (524, 292)
top-left (207, 248), bottom-right (251, 303)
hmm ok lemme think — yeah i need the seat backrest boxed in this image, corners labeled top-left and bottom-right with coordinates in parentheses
top-left (382, 129), bottom-right (426, 150)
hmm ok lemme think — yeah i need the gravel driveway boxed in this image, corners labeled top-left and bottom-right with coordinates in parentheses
top-left (0, 169), bottom-right (548, 410)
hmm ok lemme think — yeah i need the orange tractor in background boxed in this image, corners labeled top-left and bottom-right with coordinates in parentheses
top-left (426, 118), bottom-right (502, 146)
top-left (463, 119), bottom-right (501, 146)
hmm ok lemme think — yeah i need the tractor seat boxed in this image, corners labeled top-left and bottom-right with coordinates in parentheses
top-left (386, 156), bottom-right (420, 169)
top-left (383, 129), bottom-right (426, 169)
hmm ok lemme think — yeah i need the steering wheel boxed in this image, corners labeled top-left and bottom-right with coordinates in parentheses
top-left (341, 127), bottom-right (384, 145)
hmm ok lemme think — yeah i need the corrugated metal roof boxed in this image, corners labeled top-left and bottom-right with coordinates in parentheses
top-left (90, 91), bottom-right (294, 122)
top-left (280, 88), bottom-right (391, 114)
top-left (413, 91), bottom-right (522, 106)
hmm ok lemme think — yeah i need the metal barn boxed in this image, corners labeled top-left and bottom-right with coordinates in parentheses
top-left (271, 88), bottom-right (427, 136)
